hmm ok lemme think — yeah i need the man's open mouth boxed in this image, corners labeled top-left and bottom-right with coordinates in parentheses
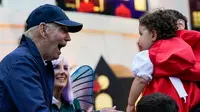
top-left (57, 44), bottom-right (66, 50)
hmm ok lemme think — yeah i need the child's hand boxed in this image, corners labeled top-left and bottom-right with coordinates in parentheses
top-left (87, 106), bottom-right (123, 112)
top-left (126, 105), bottom-right (135, 112)
top-left (137, 42), bottom-right (142, 51)
top-left (99, 106), bottom-right (123, 112)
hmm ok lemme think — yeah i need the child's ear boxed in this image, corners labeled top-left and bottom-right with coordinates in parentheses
top-left (151, 30), bottom-right (157, 41)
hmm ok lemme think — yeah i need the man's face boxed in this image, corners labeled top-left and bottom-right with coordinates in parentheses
top-left (177, 19), bottom-right (186, 30)
top-left (42, 23), bottom-right (71, 60)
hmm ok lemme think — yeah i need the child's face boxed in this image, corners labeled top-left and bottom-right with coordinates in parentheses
top-left (138, 25), bottom-right (155, 50)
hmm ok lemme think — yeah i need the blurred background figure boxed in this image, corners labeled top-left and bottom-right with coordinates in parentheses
top-left (136, 93), bottom-right (179, 112)
top-left (52, 56), bottom-right (121, 112)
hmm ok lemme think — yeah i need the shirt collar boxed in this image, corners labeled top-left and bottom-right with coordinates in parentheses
top-left (52, 96), bottom-right (59, 104)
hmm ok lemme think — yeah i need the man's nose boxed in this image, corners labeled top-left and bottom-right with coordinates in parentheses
top-left (67, 37), bottom-right (71, 41)
top-left (65, 33), bottom-right (71, 41)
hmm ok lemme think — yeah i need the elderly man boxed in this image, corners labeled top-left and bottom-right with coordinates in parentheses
top-left (0, 4), bottom-right (82, 112)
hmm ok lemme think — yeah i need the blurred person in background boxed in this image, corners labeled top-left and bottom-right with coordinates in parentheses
top-left (51, 56), bottom-right (121, 112)
top-left (136, 92), bottom-right (178, 112)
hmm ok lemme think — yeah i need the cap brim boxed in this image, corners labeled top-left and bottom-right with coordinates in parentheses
top-left (54, 20), bottom-right (83, 33)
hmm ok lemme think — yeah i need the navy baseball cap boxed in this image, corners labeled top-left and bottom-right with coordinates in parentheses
top-left (25, 4), bottom-right (83, 33)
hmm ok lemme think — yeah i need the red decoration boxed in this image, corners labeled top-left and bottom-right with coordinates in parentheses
top-left (94, 80), bottom-right (101, 93)
top-left (115, 3), bottom-right (132, 18)
top-left (78, 1), bottom-right (94, 13)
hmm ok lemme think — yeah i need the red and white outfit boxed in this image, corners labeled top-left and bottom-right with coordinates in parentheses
top-left (132, 30), bottom-right (200, 112)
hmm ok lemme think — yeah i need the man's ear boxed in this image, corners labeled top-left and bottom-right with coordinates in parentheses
top-left (177, 19), bottom-right (185, 30)
top-left (38, 22), bottom-right (47, 38)
top-left (151, 29), bottom-right (157, 41)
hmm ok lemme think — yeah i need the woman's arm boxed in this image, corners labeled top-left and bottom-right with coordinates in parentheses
top-left (126, 76), bottom-right (148, 112)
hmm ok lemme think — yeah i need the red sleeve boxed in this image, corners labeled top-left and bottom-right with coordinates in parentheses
top-left (176, 30), bottom-right (200, 47)
top-left (149, 37), bottom-right (196, 77)
top-left (174, 30), bottom-right (200, 81)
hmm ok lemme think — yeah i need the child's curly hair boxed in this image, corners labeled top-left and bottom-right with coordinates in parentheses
top-left (164, 9), bottom-right (188, 29)
top-left (139, 10), bottom-right (178, 40)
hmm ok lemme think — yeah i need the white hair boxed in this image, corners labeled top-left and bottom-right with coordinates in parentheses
top-left (24, 25), bottom-right (39, 39)
top-left (23, 23), bottom-right (57, 39)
